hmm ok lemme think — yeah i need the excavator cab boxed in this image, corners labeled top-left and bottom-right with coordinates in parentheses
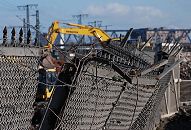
top-left (35, 67), bottom-right (57, 102)
top-left (44, 68), bottom-right (57, 100)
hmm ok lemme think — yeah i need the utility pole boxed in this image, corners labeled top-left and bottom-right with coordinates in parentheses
top-left (73, 14), bottom-right (88, 24)
top-left (23, 18), bottom-right (26, 42)
top-left (31, 10), bottom-right (40, 46)
top-left (17, 4), bottom-right (38, 32)
top-left (35, 10), bottom-right (40, 46)
top-left (72, 14), bottom-right (88, 43)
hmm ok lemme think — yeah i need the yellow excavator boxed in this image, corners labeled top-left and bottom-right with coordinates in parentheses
top-left (33, 21), bottom-right (134, 129)
top-left (41, 21), bottom-right (114, 100)
top-left (45, 20), bottom-right (112, 49)
top-left (41, 21), bottom-right (133, 100)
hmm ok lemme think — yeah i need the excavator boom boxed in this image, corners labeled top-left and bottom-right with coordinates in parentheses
top-left (46, 21), bottom-right (111, 49)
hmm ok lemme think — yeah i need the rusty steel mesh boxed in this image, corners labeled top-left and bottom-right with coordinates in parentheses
top-left (0, 54), bottom-right (39, 129)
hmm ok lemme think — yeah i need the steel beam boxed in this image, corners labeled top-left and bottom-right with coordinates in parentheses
top-left (156, 58), bottom-right (184, 80)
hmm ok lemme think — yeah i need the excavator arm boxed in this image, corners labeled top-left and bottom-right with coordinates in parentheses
top-left (42, 21), bottom-right (112, 100)
top-left (46, 21), bottom-right (111, 49)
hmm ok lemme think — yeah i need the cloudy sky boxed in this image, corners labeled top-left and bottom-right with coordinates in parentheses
top-left (0, 0), bottom-right (190, 33)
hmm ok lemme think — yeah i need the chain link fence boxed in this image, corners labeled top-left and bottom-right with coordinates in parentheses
top-left (47, 42), bottom-right (175, 130)
top-left (0, 47), bottom-right (40, 130)
top-left (56, 61), bottom-right (155, 130)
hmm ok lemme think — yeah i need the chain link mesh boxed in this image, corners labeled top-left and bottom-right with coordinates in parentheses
top-left (53, 45), bottom-right (174, 130)
top-left (129, 57), bottom-right (174, 130)
top-left (25, 41), bottom-right (174, 130)
top-left (0, 49), bottom-right (39, 130)
top-left (56, 59), bottom-right (160, 130)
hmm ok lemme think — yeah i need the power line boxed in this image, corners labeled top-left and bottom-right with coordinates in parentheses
top-left (72, 14), bottom-right (88, 42)
top-left (100, 25), bottom-right (112, 30)
top-left (88, 20), bottom-right (102, 27)
top-left (17, 4), bottom-right (38, 32)
top-left (72, 14), bottom-right (88, 24)
top-left (31, 10), bottom-right (40, 46)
